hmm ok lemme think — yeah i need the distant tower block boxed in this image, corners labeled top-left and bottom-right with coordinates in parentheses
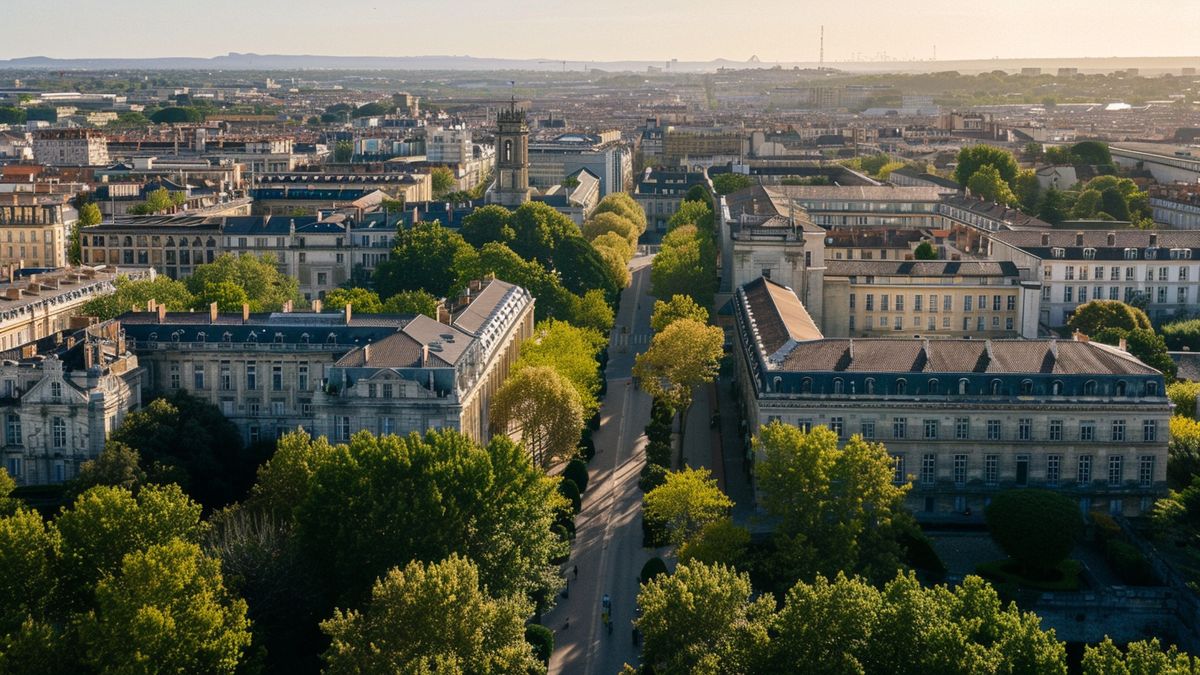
top-left (490, 99), bottom-right (532, 208)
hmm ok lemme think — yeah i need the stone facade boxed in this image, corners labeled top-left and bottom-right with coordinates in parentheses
top-left (0, 194), bottom-right (76, 269)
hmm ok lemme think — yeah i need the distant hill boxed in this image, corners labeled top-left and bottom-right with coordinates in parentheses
top-left (0, 53), bottom-right (1198, 75)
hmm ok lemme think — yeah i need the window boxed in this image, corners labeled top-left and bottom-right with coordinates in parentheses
top-left (381, 417), bottom-right (394, 435)
top-left (1158, 286), bottom-right (1168, 304)
top-left (893, 417), bottom-right (907, 439)
top-left (963, 295), bottom-right (973, 312)
top-left (992, 295), bottom-right (1001, 311)
top-left (1078, 420), bottom-right (1097, 441)
top-left (52, 417), bottom-right (66, 449)
top-left (1111, 420), bottom-right (1126, 442)
top-left (220, 362), bottom-right (232, 391)
top-left (1079, 287), bottom-right (1088, 303)
top-left (913, 295), bottom-right (922, 311)
top-left (927, 379), bottom-right (939, 395)
top-left (1108, 455), bottom-right (1124, 487)
top-left (50, 382), bottom-right (61, 400)
top-left (892, 454), bottom-right (906, 485)
top-left (1144, 419), bottom-right (1157, 442)
top-left (1160, 266), bottom-right (1169, 281)
top-left (272, 365), bottom-right (283, 391)
top-left (1140, 456), bottom-right (1155, 488)
top-left (193, 364), bottom-right (205, 389)
top-left (1047, 455), bottom-right (1061, 487)
top-left (1064, 286), bottom-right (1073, 303)
top-left (1016, 455), bottom-right (1030, 486)
top-left (849, 293), bottom-right (856, 309)
top-left (5, 414), bottom-right (20, 446)
top-left (984, 454), bottom-right (999, 486)
top-left (865, 294), bottom-right (874, 311)
top-left (861, 419), bottom-right (875, 439)
top-left (893, 316), bottom-right (902, 331)
top-left (337, 416), bottom-right (351, 441)
top-left (1049, 419), bottom-right (1063, 441)
top-left (924, 419), bottom-right (939, 440)
top-left (944, 295), bottom-right (952, 312)
top-left (1078, 455), bottom-right (1093, 486)
top-left (865, 378), bottom-right (875, 395)
top-left (955, 417), bottom-right (970, 440)
top-left (921, 454), bottom-right (936, 485)
top-left (894, 379), bottom-right (906, 395)
top-left (170, 364), bottom-right (180, 390)
top-left (1065, 266), bottom-right (1075, 281)
top-left (1007, 295), bottom-right (1016, 311)
top-left (986, 419), bottom-right (1001, 440)
top-left (1018, 418), bottom-right (1032, 441)
top-left (930, 295), bottom-right (938, 312)
top-left (246, 363), bottom-right (257, 390)
top-left (298, 365), bottom-right (309, 391)
top-left (953, 454), bottom-right (968, 487)
top-left (895, 295), bottom-right (904, 312)
top-left (5, 458), bottom-right (21, 478)
top-left (382, 383), bottom-right (394, 399)
top-left (977, 316), bottom-right (986, 332)
top-left (367, 383), bottom-right (377, 398)
top-left (880, 295), bottom-right (889, 312)
top-left (1083, 380), bottom-right (1097, 395)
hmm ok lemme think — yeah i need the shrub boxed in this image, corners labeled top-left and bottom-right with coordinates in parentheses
top-left (1090, 511), bottom-right (1122, 542)
top-left (1104, 540), bottom-right (1156, 586)
top-left (525, 624), bottom-right (554, 664)
top-left (645, 440), bottom-right (671, 468)
top-left (986, 489), bottom-right (1083, 575)
top-left (642, 512), bottom-right (667, 548)
top-left (900, 528), bottom-right (947, 579)
top-left (639, 463), bottom-right (669, 493)
top-left (1169, 381), bottom-right (1200, 420)
top-left (1162, 318), bottom-right (1200, 352)
top-left (559, 479), bottom-right (581, 514)
top-left (645, 419), bottom-right (672, 446)
top-left (564, 459), bottom-right (589, 494)
top-left (640, 557), bottom-right (669, 583)
top-left (579, 436), bottom-right (596, 463)
top-left (588, 412), bottom-right (601, 431)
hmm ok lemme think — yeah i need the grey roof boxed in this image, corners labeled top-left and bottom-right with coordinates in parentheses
top-left (824, 260), bottom-right (1020, 278)
top-left (941, 195), bottom-right (1052, 229)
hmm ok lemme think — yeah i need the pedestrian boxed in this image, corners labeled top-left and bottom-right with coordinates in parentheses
top-left (573, 565), bottom-right (579, 579)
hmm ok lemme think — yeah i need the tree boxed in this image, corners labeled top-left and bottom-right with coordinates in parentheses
top-left (374, 220), bottom-right (474, 299)
top-left (0, 106), bottom-right (26, 125)
top-left (186, 253), bottom-right (299, 313)
top-left (685, 184), bottom-right (712, 206)
top-left (72, 202), bottom-right (101, 265)
top-left (756, 423), bottom-right (913, 587)
top-left (563, 459), bottom-right (589, 494)
top-left (430, 166), bottom-right (456, 197)
top-left (1070, 141), bottom-right (1113, 167)
top-left (1100, 186), bottom-right (1131, 221)
top-left (1093, 327), bottom-right (1176, 379)
top-left (322, 287), bottom-right (383, 314)
top-left (711, 173), bottom-right (754, 195)
top-left (1037, 187), bottom-right (1070, 225)
top-left (461, 204), bottom-right (515, 248)
top-left (552, 236), bottom-right (619, 301)
top-left (1170, 380), bottom-right (1200, 419)
top-left (321, 555), bottom-right (541, 674)
top-left (591, 231), bottom-right (633, 289)
top-left (197, 280), bottom-right (250, 312)
top-left (570, 288), bottom-right (615, 333)
top-left (651, 294), bottom-right (709, 333)
top-left (65, 441), bottom-right (145, 500)
top-left (1014, 168), bottom-right (1041, 213)
top-left (150, 106), bottom-right (203, 124)
top-left (913, 241), bottom-right (937, 260)
top-left (0, 508), bottom-right (59, 635)
top-left (492, 366), bottom-right (585, 468)
top-left (1073, 189), bottom-right (1104, 219)
top-left (1168, 416), bottom-right (1200, 489)
top-left (246, 430), bottom-right (338, 521)
top-left (954, 145), bottom-right (1019, 188)
top-left (634, 318), bottom-right (723, 466)
top-left (636, 562), bottom-right (773, 674)
top-left (1067, 300), bottom-right (1152, 336)
top-left (79, 539), bottom-right (251, 674)
top-left (0, 468), bottom-right (18, 517)
top-left (667, 199), bottom-right (715, 236)
top-left (453, 242), bottom-right (578, 323)
top-left (1083, 637), bottom-right (1199, 674)
top-left (677, 518), bottom-right (750, 567)
top-left (514, 319), bottom-right (605, 415)
top-left (81, 274), bottom-right (195, 321)
top-left (510, 201), bottom-right (582, 266)
top-left (591, 193), bottom-right (647, 236)
top-left (644, 467), bottom-right (732, 548)
top-left (583, 211), bottom-right (639, 248)
top-left (652, 224), bottom-right (718, 308)
top-left (333, 140), bottom-right (353, 163)
top-left (294, 430), bottom-right (565, 606)
top-left (381, 289), bottom-right (440, 316)
top-left (525, 624), bottom-right (554, 665)
top-left (967, 164), bottom-right (1017, 205)
top-left (128, 187), bottom-right (179, 215)
top-left (985, 489), bottom-right (1082, 575)
top-left (110, 392), bottom-right (252, 509)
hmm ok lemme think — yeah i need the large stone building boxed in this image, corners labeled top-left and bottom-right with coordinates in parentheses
top-left (527, 131), bottom-right (631, 197)
top-left (0, 266), bottom-right (151, 352)
top-left (32, 129), bottom-right (110, 166)
top-left (0, 194), bottom-right (77, 269)
top-left (632, 167), bottom-right (710, 232)
top-left (489, 102), bottom-right (533, 208)
top-left (1, 322), bottom-right (143, 486)
top-left (732, 276), bottom-right (1171, 519)
top-left (116, 278), bottom-right (533, 446)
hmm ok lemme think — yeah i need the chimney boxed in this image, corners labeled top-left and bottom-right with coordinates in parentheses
top-left (209, 302), bottom-right (218, 323)
top-left (312, 299), bottom-right (323, 313)
top-left (437, 303), bottom-right (451, 324)
top-left (421, 344), bottom-right (429, 367)
top-left (241, 303), bottom-right (250, 323)
top-left (146, 298), bottom-right (157, 312)
top-left (156, 303), bottom-right (166, 323)
top-left (283, 300), bottom-right (293, 313)
top-left (363, 342), bottom-right (370, 362)
top-left (344, 302), bottom-right (352, 325)
top-left (1041, 233), bottom-right (1049, 246)
top-left (83, 341), bottom-right (94, 370)
top-left (1073, 330), bottom-right (1089, 343)
top-left (1107, 232), bottom-right (1116, 246)
top-left (1119, 337), bottom-right (1128, 352)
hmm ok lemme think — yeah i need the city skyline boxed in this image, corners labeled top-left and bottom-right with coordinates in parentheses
top-left (3, 0), bottom-right (1199, 63)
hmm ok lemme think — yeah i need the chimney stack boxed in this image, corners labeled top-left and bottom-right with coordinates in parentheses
top-left (241, 303), bottom-right (250, 323)
top-left (312, 299), bottom-right (323, 313)
top-left (363, 342), bottom-right (370, 362)
top-left (283, 300), bottom-right (293, 313)
top-left (1073, 330), bottom-right (1089, 343)
top-left (1150, 232), bottom-right (1158, 247)
top-left (209, 302), bottom-right (218, 323)
top-left (344, 302), bottom-right (352, 325)
top-left (155, 302), bottom-right (166, 323)
top-left (422, 344), bottom-right (429, 367)
top-left (437, 303), bottom-right (451, 324)
top-left (1119, 337), bottom-right (1128, 352)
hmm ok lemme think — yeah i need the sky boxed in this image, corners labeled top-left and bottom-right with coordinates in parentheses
top-left (3, 0), bottom-right (1199, 63)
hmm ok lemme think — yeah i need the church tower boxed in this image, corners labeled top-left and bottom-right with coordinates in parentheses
top-left (490, 99), bottom-right (532, 207)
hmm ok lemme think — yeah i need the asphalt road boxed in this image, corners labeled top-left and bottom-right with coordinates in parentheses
top-left (547, 256), bottom-right (656, 675)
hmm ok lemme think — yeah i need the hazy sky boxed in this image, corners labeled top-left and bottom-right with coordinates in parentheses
top-left (3, 0), bottom-right (1198, 63)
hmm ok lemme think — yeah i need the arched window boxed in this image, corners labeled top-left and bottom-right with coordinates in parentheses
top-left (222, 331), bottom-right (232, 343)
top-left (300, 332), bottom-right (310, 344)
top-left (927, 378), bottom-right (939, 395)
top-left (1147, 381), bottom-right (1159, 396)
top-left (958, 378), bottom-right (970, 395)
top-left (503, 140), bottom-right (512, 162)
top-left (274, 332), bottom-right (284, 344)
top-left (196, 331), bottom-right (206, 343)
top-left (1083, 380), bottom-right (1097, 395)
top-left (122, 236), bottom-right (133, 247)
top-left (327, 333), bottom-right (338, 345)
top-left (206, 237), bottom-right (217, 247)
top-left (895, 378), bottom-right (907, 395)
top-left (1116, 380), bottom-right (1127, 396)
top-left (148, 332), bottom-right (157, 341)
top-left (800, 378), bottom-right (813, 394)
top-left (247, 331), bottom-right (258, 343)
top-left (865, 378), bottom-right (875, 395)
top-left (833, 378), bottom-right (844, 394)
top-left (192, 237), bottom-right (202, 247)
top-left (991, 379), bottom-right (1002, 396)
top-left (1052, 380), bottom-right (1063, 395)
top-left (1020, 379), bottom-right (1033, 395)
top-left (165, 236), bottom-right (175, 246)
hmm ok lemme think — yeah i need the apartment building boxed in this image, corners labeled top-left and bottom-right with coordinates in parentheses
top-left (733, 276), bottom-right (1170, 519)
top-left (117, 278), bottom-right (533, 446)
top-left (0, 266), bottom-right (151, 352)
top-left (32, 129), bottom-right (110, 166)
top-left (632, 167), bottom-right (710, 232)
top-left (527, 132), bottom-right (632, 196)
top-left (0, 194), bottom-right (76, 268)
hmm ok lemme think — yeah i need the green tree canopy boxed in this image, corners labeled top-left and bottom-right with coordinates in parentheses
top-left (756, 422), bottom-right (913, 587)
top-left (643, 467), bottom-right (732, 548)
top-left (461, 204), bottom-right (516, 248)
top-left (582, 211), bottom-right (639, 248)
top-left (667, 199), bottom-right (715, 236)
top-left (374, 220), bottom-right (474, 299)
top-left (186, 253), bottom-right (300, 313)
top-left (1067, 300), bottom-right (1152, 336)
top-left (1070, 141), bottom-right (1113, 167)
top-left (430, 166), bottom-right (456, 197)
top-left (71, 202), bottom-right (102, 265)
top-left (954, 144), bottom-right (1020, 187)
top-left (590, 231), bottom-right (633, 289)
top-left (150, 106), bottom-right (203, 124)
top-left (711, 173), bottom-right (754, 195)
top-left (552, 235), bottom-right (619, 301)
top-left (514, 319), bottom-right (606, 415)
top-left (454, 242), bottom-right (578, 324)
top-left (321, 287), bottom-right (383, 314)
top-left (985, 489), bottom-right (1083, 575)
top-left (81, 274), bottom-right (195, 321)
top-left (491, 366), bottom-right (585, 468)
top-left (65, 441), bottom-right (145, 501)
top-left (966, 164), bottom-right (1017, 205)
top-left (1037, 187), bottom-right (1070, 225)
top-left (651, 224), bottom-right (718, 308)
top-left (380, 289), bottom-right (441, 316)
top-left (913, 241), bottom-right (938, 260)
top-left (651, 294), bottom-right (710, 333)
top-left (320, 555), bottom-right (541, 674)
top-left (128, 187), bottom-right (184, 215)
top-left (509, 202), bottom-right (582, 266)
top-left (591, 192), bottom-right (647, 235)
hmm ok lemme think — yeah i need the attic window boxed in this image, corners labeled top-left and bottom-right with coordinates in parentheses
top-left (327, 333), bottom-right (337, 345)
top-left (300, 333), bottom-right (310, 344)
top-left (274, 332), bottom-right (284, 343)
top-left (1124, 248), bottom-right (1138, 260)
top-left (1082, 248), bottom-right (1096, 259)
top-left (223, 332), bottom-right (232, 343)
top-left (1051, 247), bottom-right (1065, 259)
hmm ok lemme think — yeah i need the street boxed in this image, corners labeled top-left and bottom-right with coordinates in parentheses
top-left (547, 256), bottom-right (657, 675)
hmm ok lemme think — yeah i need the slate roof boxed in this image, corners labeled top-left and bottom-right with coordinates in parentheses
top-left (740, 276), bottom-right (823, 355)
top-left (824, 260), bottom-right (1020, 278)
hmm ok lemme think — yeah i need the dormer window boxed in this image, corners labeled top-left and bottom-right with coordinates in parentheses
top-left (222, 332), bottom-right (232, 343)
top-left (300, 333), bottom-right (310, 344)
top-left (1082, 248), bottom-right (1096, 259)
top-left (50, 382), bottom-right (62, 400)
top-left (1124, 248), bottom-right (1138, 260)
top-left (274, 332), bottom-right (284, 344)
top-left (1051, 247), bottom-right (1065, 259)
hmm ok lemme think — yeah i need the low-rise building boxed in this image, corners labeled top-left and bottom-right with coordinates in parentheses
top-left (732, 276), bottom-right (1170, 519)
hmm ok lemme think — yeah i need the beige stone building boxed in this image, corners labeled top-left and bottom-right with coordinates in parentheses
top-left (733, 276), bottom-right (1171, 520)
top-left (0, 266), bottom-right (151, 353)
top-left (0, 194), bottom-right (77, 269)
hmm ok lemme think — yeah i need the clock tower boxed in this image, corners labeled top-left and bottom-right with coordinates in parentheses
top-left (490, 99), bottom-right (532, 207)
